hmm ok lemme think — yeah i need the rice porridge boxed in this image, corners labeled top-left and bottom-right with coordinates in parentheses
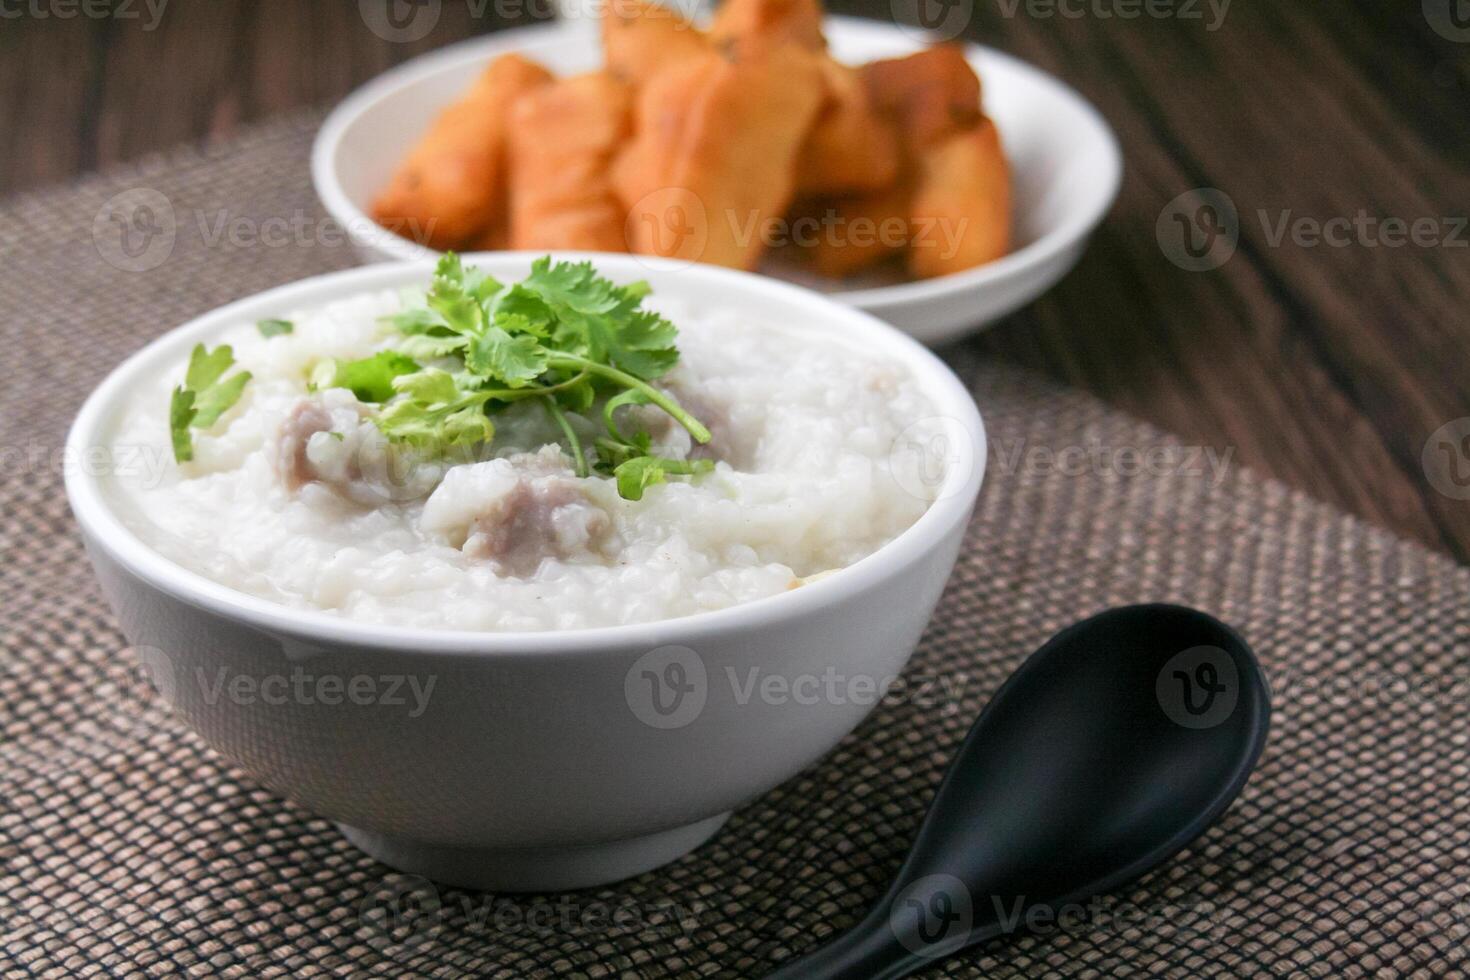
top-left (105, 259), bottom-right (943, 631)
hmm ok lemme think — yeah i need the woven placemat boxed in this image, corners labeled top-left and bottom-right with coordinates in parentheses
top-left (2, 115), bottom-right (1468, 979)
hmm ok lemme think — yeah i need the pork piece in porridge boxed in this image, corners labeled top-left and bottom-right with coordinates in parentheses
top-left (421, 447), bottom-right (610, 576)
top-left (271, 389), bottom-right (443, 506)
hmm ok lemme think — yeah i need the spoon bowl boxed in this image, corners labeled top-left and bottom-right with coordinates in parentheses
top-left (767, 604), bottom-right (1271, 979)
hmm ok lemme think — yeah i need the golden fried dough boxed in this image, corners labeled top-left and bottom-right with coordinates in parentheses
top-left (907, 116), bottom-right (1010, 279)
top-left (862, 45), bottom-right (982, 150)
top-left (370, 54), bottom-right (553, 250)
top-left (615, 44), bottom-right (826, 270)
top-left (709, 0), bottom-right (825, 51)
top-left (602, 0), bottom-right (710, 88)
top-left (468, 222), bottom-right (508, 252)
top-left (791, 182), bottom-right (913, 278)
top-left (796, 58), bottom-right (901, 196)
top-left (507, 72), bottom-right (633, 253)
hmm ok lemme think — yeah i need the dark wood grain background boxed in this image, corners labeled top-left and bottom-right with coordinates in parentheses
top-left (3, 0), bottom-right (1467, 560)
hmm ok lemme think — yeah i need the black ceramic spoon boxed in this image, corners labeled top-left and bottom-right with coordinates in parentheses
top-left (765, 604), bottom-right (1271, 980)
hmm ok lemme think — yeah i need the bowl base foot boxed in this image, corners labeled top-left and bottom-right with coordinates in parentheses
top-left (337, 812), bottom-right (731, 892)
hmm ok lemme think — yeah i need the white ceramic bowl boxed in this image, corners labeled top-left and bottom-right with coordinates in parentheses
top-left (311, 17), bottom-right (1122, 344)
top-left (66, 254), bottom-right (986, 891)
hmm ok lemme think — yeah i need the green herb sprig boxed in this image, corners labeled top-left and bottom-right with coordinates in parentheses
top-left (169, 344), bottom-right (252, 463)
top-left (336, 254), bottom-right (712, 500)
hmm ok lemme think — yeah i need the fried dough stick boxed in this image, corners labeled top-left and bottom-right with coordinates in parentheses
top-left (861, 45), bottom-right (1010, 277)
top-left (791, 181), bottom-right (913, 278)
top-left (907, 116), bottom-right (1011, 278)
top-left (506, 73), bottom-right (634, 253)
top-left (602, 0), bottom-right (710, 88)
top-left (796, 58), bottom-right (901, 196)
top-left (614, 44), bottom-right (825, 270)
top-left (861, 45), bottom-right (983, 150)
top-left (371, 54), bottom-right (553, 250)
top-left (709, 0), bottom-right (826, 50)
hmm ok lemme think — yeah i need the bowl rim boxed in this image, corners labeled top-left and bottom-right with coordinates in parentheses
top-left (309, 15), bottom-right (1123, 310)
top-left (65, 252), bottom-right (986, 657)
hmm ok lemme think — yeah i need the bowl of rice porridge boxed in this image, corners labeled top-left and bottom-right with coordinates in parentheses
top-left (66, 253), bottom-right (985, 890)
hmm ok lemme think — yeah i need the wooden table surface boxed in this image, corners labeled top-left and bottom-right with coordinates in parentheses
top-left (3, 0), bottom-right (1467, 560)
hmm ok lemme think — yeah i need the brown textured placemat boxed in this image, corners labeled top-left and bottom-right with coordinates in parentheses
top-left (2, 115), bottom-right (1468, 979)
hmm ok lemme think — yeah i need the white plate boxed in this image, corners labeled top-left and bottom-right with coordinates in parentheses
top-left (311, 16), bottom-right (1122, 344)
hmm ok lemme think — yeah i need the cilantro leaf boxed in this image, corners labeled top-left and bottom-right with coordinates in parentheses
top-left (169, 387), bottom-right (197, 463)
top-left (169, 344), bottom-right (252, 463)
top-left (523, 257), bottom-right (621, 316)
top-left (313, 351), bottom-right (421, 403)
top-left (256, 318), bottom-right (294, 338)
top-left (610, 308), bottom-right (679, 380)
top-left (427, 252), bottom-right (488, 336)
top-left (396, 333), bottom-right (469, 360)
top-left (491, 285), bottom-right (554, 334)
top-left (614, 456), bottom-right (714, 501)
top-left (185, 343), bottom-right (234, 392)
top-left (466, 322), bottom-right (548, 387)
top-left (191, 371), bottom-right (252, 427)
top-left (381, 307), bottom-right (449, 336)
top-left (374, 369), bottom-right (495, 451)
top-left (393, 369), bottom-right (466, 404)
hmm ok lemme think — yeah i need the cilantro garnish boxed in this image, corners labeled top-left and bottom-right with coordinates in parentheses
top-left (256, 318), bottom-right (294, 338)
top-left (310, 350), bottom-right (421, 404)
top-left (364, 254), bottom-right (712, 498)
top-left (169, 344), bottom-right (252, 463)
